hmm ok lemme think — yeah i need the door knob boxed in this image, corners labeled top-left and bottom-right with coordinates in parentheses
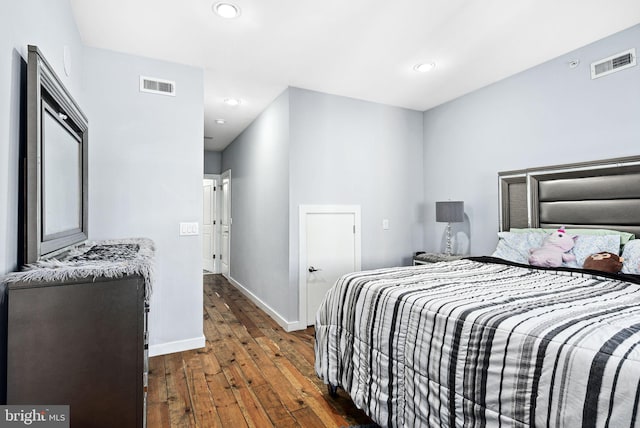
top-left (308, 266), bottom-right (321, 273)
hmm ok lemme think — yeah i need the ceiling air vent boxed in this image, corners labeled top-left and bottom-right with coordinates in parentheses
top-left (139, 76), bottom-right (176, 96)
top-left (590, 48), bottom-right (636, 79)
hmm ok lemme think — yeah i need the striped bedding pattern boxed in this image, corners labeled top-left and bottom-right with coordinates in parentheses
top-left (314, 257), bottom-right (640, 427)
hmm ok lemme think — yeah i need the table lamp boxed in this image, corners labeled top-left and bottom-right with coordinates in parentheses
top-left (436, 201), bottom-right (464, 256)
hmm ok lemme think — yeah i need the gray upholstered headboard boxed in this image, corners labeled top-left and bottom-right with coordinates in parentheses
top-left (499, 156), bottom-right (640, 236)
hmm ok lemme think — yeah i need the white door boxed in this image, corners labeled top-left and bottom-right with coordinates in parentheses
top-left (220, 170), bottom-right (231, 277)
top-left (301, 206), bottom-right (361, 326)
top-left (203, 177), bottom-right (219, 273)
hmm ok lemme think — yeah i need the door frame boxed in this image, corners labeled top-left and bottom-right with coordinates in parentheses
top-left (220, 169), bottom-right (232, 279)
top-left (298, 205), bottom-right (361, 329)
top-left (203, 174), bottom-right (221, 273)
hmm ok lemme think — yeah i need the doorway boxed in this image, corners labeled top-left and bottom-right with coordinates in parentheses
top-left (299, 205), bottom-right (361, 326)
top-left (203, 175), bottom-right (220, 273)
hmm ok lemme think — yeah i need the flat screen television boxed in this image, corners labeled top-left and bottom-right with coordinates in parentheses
top-left (24, 45), bottom-right (88, 263)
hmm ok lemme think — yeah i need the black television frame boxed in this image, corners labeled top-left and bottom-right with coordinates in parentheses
top-left (25, 45), bottom-right (88, 263)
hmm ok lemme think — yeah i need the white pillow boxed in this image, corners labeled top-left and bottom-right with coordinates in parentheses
top-left (621, 240), bottom-right (640, 274)
top-left (492, 232), bottom-right (621, 268)
top-left (492, 232), bottom-right (544, 264)
top-left (565, 234), bottom-right (621, 269)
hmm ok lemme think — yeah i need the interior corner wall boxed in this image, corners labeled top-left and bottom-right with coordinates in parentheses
top-left (204, 150), bottom-right (222, 174)
top-left (221, 89), bottom-right (291, 320)
top-left (423, 24), bottom-right (640, 256)
top-left (83, 47), bottom-right (205, 355)
top-left (222, 88), bottom-right (424, 326)
top-left (288, 87), bottom-right (425, 317)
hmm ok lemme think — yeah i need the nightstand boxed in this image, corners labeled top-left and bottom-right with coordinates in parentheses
top-left (413, 252), bottom-right (463, 265)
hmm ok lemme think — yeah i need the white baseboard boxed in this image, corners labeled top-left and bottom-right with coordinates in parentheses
top-left (149, 335), bottom-right (206, 357)
top-left (227, 275), bottom-right (302, 332)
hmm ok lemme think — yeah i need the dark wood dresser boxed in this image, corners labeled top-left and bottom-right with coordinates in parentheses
top-left (5, 240), bottom-right (152, 428)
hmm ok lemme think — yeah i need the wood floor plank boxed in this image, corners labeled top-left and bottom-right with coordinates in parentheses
top-left (147, 356), bottom-right (171, 428)
top-left (146, 402), bottom-right (170, 428)
top-left (251, 383), bottom-right (299, 427)
top-left (235, 339), bottom-right (307, 413)
top-left (222, 360), bottom-right (274, 428)
top-left (226, 301), bottom-right (265, 339)
top-left (259, 326), bottom-right (317, 379)
top-left (147, 274), bottom-right (375, 428)
top-left (199, 340), bottom-right (223, 377)
top-left (164, 353), bottom-right (197, 428)
top-left (148, 354), bottom-right (168, 403)
top-left (290, 405), bottom-right (328, 428)
top-left (206, 370), bottom-right (250, 427)
top-left (254, 335), bottom-right (350, 428)
top-left (183, 349), bottom-right (223, 428)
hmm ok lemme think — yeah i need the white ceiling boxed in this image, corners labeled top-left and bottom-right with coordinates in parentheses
top-left (70, 0), bottom-right (640, 151)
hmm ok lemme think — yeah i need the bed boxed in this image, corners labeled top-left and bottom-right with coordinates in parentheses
top-left (314, 156), bottom-right (640, 427)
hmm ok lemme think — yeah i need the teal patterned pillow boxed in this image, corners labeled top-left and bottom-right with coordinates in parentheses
top-left (492, 232), bottom-right (545, 264)
top-left (622, 240), bottom-right (640, 274)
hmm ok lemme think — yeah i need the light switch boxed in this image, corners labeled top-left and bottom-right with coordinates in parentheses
top-left (179, 222), bottom-right (199, 236)
top-left (382, 219), bottom-right (389, 230)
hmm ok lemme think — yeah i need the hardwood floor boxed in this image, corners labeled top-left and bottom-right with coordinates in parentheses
top-left (147, 274), bottom-right (376, 427)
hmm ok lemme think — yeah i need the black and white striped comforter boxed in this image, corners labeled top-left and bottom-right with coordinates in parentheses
top-left (314, 257), bottom-right (640, 427)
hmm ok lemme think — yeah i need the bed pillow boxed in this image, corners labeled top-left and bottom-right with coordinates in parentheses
top-left (494, 232), bottom-right (621, 268)
top-left (492, 232), bottom-right (545, 264)
top-left (565, 234), bottom-right (621, 269)
top-left (510, 228), bottom-right (635, 246)
top-left (621, 240), bottom-right (640, 275)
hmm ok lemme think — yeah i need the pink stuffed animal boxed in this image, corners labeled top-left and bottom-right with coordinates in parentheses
top-left (528, 228), bottom-right (577, 267)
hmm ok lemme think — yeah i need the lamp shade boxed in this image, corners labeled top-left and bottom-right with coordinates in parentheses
top-left (436, 201), bottom-right (464, 223)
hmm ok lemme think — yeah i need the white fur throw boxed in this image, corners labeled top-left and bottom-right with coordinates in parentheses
top-left (4, 238), bottom-right (155, 300)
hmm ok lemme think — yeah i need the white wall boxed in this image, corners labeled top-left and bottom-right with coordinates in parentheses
top-left (288, 87), bottom-right (424, 273)
top-left (423, 24), bottom-right (640, 256)
top-left (221, 90), bottom-right (291, 320)
top-left (204, 150), bottom-right (222, 174)
top-left (0, 0), bottom-right (84, 276)
top-left (83, 47), bottom-right (205, 355)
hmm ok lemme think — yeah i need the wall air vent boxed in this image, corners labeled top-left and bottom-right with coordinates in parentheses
top-left (590, 48), bottom-right (636, 79)
top-left (139, 76), bottom-right (176, 96)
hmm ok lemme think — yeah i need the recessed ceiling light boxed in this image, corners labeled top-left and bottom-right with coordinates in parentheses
top-left (213, 2), bottom-right (240, 19)
top-left (223, 97), bottom-right (241, 107)
top-left (414, 63), bottom-right (436, 73)
top-left (215, 119), bottom-right (226, 125)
